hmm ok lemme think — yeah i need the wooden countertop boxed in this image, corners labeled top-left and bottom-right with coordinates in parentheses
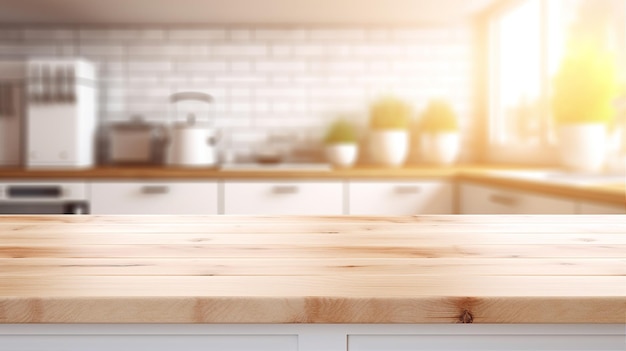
top-left (1, 165), bottom-right (623, 205)
top-left (0, 165), bottom-right (460, 180)
top-left (0, 215), bottom-right (624, 324)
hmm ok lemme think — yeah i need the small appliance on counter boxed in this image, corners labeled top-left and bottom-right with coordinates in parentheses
top-left (101, 116), bottom-right (167, 165)
top-left (167, 91), bottom-right (220, 167)
top-left (0, 61), bottom-right (26, 167)
top-left (26, 59), bottom-right (97, 169)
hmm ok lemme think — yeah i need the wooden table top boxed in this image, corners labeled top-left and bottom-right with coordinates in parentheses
top-left (0, 215), bottom-right (624, 324)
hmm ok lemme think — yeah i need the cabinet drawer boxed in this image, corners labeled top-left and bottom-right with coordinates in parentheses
top-left (460, 183), bottom-right (576, 214)
top-left (349, 181), bottom-right (453, 215)
top-left (90, 181), bottom-right (218, 215)
top-left (223, 181), bottom-right (343, 215)
top-left (348, 334), bottom-right (622, 351)
top-left (2, 334), bottom-right (297, 351)
top-left (578, 201), bottom-right (626, 214)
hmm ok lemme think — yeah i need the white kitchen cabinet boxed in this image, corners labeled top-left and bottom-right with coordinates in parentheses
top-left (1, 335), bottom-right (297, 351)
top-left (223, 180), bottom-right (343, 215)
top-left (577, 201), bottom-right (626, 214)
top-left (460, 183), bottom-right (577, 214)
top-left (348, 333), bottom-right (622, 351)
top-left (90, 181), bottom-right (218, 215)
top-left (348, 181), bottom-right (453, 215)
top-left (1, 324), bottom-right (622, 351)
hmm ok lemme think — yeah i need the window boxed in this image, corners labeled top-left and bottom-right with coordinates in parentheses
top-left (490, 0), bottom-right (543, 146)
top-left (487, 0), bottom-right (626, 162)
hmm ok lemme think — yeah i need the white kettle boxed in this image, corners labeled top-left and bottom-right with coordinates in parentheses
top-left (167, 92), bottom-right (220, 167)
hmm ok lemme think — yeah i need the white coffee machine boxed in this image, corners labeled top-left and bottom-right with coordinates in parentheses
top-left (26, 59), bottom-right (97, 168)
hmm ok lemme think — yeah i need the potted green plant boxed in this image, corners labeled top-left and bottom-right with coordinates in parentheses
top-left (418, 99), bottom-right (460, 165)
top-left (368, 96), bottom-right (412, 167)
top-left (324, 119), bottom-right (359, 168)
top-left (552, 39), bottom-right (620, 172)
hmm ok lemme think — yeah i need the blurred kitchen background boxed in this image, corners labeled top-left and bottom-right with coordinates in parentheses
top-left (0, 0), bottom-right (623, 215)
top-left (0, 0), bottom-right (624, 167)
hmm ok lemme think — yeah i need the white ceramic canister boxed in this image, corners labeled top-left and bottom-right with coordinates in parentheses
top-left (557, 123), bottom-right (607, 173)
top-left (369, 130), bottom-right (409, 167)
top-left (325, 143), bottom-right (358, 168)
top-left (420, 132), bottom-right (460, 166)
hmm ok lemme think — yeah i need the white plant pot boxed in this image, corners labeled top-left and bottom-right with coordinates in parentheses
top-left (325, 143), bottom-right (358, 168)
top-left (557, 123), bottom-right (607, 173)
top-left (369, 130), bottom-right (409, 167)
top-left (420, 132), bottom-right (460, 166)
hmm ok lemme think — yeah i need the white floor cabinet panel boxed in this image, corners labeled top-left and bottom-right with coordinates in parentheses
top-left (223, 181), bottom-right (343, 215)
top-left (460, 183), bottom-right (577, 214)
top-left (577, 201), bottom-right (626, 214)
top-left (348, 334), bottom-right (622, 351)
top-left (90, 181), bottom-right (219, 215)
top-left (348, 181), bottom-right (453, 215)
top-left (1, 334), bottom-right (297, 351)
top-left (1, 324), bottom-right (622, 351)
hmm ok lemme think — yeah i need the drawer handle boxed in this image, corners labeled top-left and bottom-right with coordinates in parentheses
top-left (141, 185), bottom-right (170, 195)
top-left (394, 185), bottom-right (421, 194)
top-left (272, 185), bottom-right (299, 194)
top-left (489, 194), bottom-right (518, 207)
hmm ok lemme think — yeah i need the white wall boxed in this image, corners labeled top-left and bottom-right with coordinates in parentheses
top-left (0, 25), bottom-right (476, 162)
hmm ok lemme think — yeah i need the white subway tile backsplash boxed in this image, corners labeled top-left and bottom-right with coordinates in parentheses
top-left (214, 116), bottom-right (253, 128)
top-left (229, 30), bottom-right (252, 41)
top-left (255, 87), bottom-right (307, 99)
top-left (255, 60), bottom-right (307, 72)
top-left (352, 45), bottom-right (405, 57)
top-left (58, 45), bottom-right (77, 56)
top-left (325, 44), bottom-right (352, 57)
top-left (79, 29), bottom-right (137, 41)
top-left (231, 103), bottom-right (254, 113)
top-left (136, 29), bottom-right (166, 40)
top-left (128, 61), bottom-right (172, 72)
top-left (229, 61), bottom-right (252, 72)
top-left (0, 25), bottom-right (475, 160)
top-left (271, 76), bottom-right (291, 84)
top-left (271, 45), bottom-right (292, 57)
top-left (80, 45), bottom-right (125, 56)
top-left (0, 30), bottom-right (21, 41)
top-left (310, 87), bottom-right (365, 99)
top-left (128, 45), bottom-right (209, 56)
top-left (229, 88), bottom-right (251, 98)
top-left (367, 29), bottom-right (390, 41)
top-left (23, 29), bottom-right (75, 40)
top-left (293, 45), bottom-right (325, 56)
top-left (253, 102), bottom-right (270, 113)
top-left (168, 29), bottom-right (226, 40)
top-left (175, 60), bottom-right (227, 72)
top-left (271, 102), bottom-right (291, 113)
top-left (0, 44), bottom-right (57, 56)
top-left (367, 61), bottom-right (390, 72)
top-left (104, 101), bottom-right (127, 113)
top-left (255, 29), bottom-right (307, 41)
top-left (127, 74), bottom-right (161, 86)
top-left (215, 74), bottom-right (268, 84)
top-left (213, 45), bottom-right (267, 56)
top-left (327, 75), bottom-right (352, 84)
top-left (327, 60), bottom-right (366, 72)
top-left (292, 75), bottom-right (326, 84)
top-left (309, 29), bottom-right (365, 41)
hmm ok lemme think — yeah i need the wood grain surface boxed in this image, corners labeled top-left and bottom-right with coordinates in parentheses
top-left (0, 215), bottom-right (625, 324)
